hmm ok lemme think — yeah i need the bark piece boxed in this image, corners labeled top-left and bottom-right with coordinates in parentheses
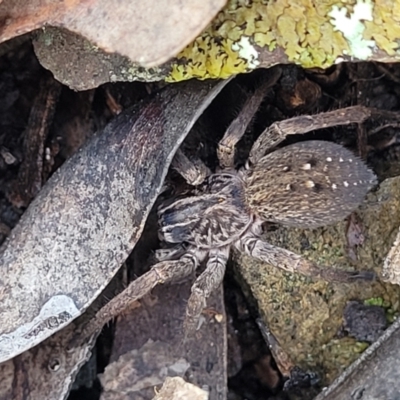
top-left (10, 74), bottom-right (61, 207)
top-left (0, 318), bottom-right (96, 400)
top-left (99, 280), bottom-right (227, 400)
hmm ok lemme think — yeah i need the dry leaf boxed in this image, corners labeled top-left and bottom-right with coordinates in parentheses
top-left (0, 0), bottom-right (226, 66)
top-left (0, 79), bottom-right (229, 363)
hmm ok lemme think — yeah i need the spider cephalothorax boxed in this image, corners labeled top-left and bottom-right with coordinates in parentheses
top-left (159, 172), bottom-right (251, 249)
top-left (77, 71), bottom-right (377, 343)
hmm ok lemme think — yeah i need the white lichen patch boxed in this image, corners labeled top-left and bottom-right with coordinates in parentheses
top-left (328, 0), bottom-right (376, 60)
top-left (231, 36), bottom-right (260, 69)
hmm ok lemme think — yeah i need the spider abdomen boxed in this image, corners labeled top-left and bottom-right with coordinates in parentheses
top-left (244, 140), bottom-right (377, 228)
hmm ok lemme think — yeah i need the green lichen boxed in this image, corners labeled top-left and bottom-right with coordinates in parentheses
top-left (364, 297), bottom-right (386, 307)
top-left (364, 297), bottom-right (398, 323)
top-left (166, 0), bottom-right (400, 82)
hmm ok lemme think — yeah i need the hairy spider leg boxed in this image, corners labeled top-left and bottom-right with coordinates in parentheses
top-left (184, 247), bottom-right (229, 335)
top-left (171, 67), bottom-right (282, 184)
top-left (69, 255), bottom-right (197, 347)
top-left (248, 105), bottom-right (378, 164)
top-left (172, 148), bottom-right (210, 186)
top-left (236, 231), bottom-right (375, 283)
top-left (217, 67), bottom-right (282, 169)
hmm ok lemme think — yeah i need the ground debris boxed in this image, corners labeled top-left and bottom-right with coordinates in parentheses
top-left (152, 377), bottom-right (208, 400)
top-left (342, 300), bottom-right (387, 343)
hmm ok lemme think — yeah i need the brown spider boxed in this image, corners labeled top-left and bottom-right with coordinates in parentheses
top-left (76, 71), bottom-right (377, 342)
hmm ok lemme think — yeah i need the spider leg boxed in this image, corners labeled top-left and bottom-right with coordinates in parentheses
top-left (256, 318), bottom-right (294, 378)
top-left (69, 255), bottom-right (198, 347)
top-left (256, 319), bottom-right (319, 389)
top-left (155, 243), bottom-right (188, 262)
top-left (172, 148), bottom-right (210, 186)
top-left (236, 233), bottom-right (375, 282)
top-left (248, 105), bottom-right (387, 164)
top-left (217, 67), bottom-right (281, 169)
top-left (184, 247), bottom-right (229, 335)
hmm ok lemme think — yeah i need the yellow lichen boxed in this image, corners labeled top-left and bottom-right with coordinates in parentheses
top-left (165, 0), bottom-right (400, 82)
top-left (364, 1), bottom-right (400, 56)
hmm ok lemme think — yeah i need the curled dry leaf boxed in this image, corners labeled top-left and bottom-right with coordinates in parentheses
top-left (383, 226), bottom-right (400, 285)
top-left (0, 78), bottom-right (229, 364)
top-left (0, 0), bottom-right (226, 66)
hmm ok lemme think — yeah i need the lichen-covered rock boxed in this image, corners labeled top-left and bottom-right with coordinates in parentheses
top-left (234, 176), bottom-right (400, 385)
top-left (34, 0), bottom-right (400, 89)
top-left (169, 0), bottom-right (400, 80)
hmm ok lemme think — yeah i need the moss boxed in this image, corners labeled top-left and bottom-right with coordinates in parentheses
top-left (166, 0), bottom-right (400, 82)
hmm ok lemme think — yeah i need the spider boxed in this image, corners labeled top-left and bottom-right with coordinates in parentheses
top-left (76, 70), bottom-right (377, 342)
